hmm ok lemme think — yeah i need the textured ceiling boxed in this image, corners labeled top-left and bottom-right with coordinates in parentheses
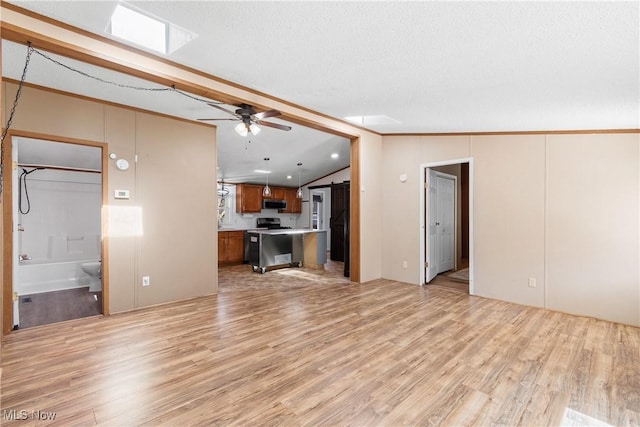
top-left (2, 1), bottom-right (639, 180)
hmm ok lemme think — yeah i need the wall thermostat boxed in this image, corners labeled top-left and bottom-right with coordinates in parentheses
top-left (115, 158), bottom-right (129, 171)
top-left (114, 189), bottom-right (130, 199)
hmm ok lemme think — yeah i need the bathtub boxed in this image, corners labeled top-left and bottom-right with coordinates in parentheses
top-left (16, 259), bottom-right (98, 295)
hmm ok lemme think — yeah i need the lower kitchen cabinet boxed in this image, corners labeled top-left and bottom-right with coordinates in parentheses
top-left (218, 230), bottom-right (244, 264)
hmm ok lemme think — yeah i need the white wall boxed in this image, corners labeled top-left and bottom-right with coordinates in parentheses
top-left (382, 135), bottom-right (470, 285)
top-left (359, 133), bottom-right (384, 283)
top-left (545, 134), bottom-right (639, 325)
top-left (472, 135), bottom-right (546, 308)
top-left (381, 133), bottom-right (640, 326)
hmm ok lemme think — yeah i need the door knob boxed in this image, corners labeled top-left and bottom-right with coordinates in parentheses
top-left (435, 222), bottom-right (440, 225)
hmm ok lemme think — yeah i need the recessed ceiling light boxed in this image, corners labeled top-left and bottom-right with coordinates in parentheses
top-left (286, 175), bottom-right (292, 179)
top-left (108, 3), bottom-right (197, 55)
top-left (331, 153), bottom-right (339, 159)
top-left (344, 115), bottom-right (401, 126)
top-left (253, 169), bottom-right (271, 174)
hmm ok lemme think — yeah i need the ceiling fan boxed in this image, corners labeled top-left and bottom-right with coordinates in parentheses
top-left (198, 103), bottom-right (292, 136)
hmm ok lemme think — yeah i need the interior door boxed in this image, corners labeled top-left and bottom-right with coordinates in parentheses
top-left (436, 174), bottom-right (455, 273)
top-left (426, 169), bottom-right (438, 283)
top-left (343, 182), bottom-right (350, 278)
top-left (330, 183), bottom-right (346, 262)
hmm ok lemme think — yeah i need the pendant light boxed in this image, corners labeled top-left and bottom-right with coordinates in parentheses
top-left (262, 157), bottom-right (271, 197)
top-left (296, 162), bottom-right (303, 199)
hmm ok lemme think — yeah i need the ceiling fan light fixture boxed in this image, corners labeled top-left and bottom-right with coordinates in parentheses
top-left (249, 123), bottom-right (261, 135)
top-left (235, 122), bottom-right (248, 137)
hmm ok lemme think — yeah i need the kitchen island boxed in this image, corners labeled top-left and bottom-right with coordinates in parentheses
top-left (247, 229), bottom-right (327, 273)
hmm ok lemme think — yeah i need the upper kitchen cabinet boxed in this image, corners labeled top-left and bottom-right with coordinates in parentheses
top-left (282, 187), bottom-right (302, 214)
top-left (235, 184), bottom-right (302, 214)
top-left (236, 184), bottom-right (263, 213)
top-left (264, 186), bottom-right (284, 200)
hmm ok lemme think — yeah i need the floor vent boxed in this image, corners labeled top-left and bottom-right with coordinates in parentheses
top-left (21, 297), bottom-right (32, 303)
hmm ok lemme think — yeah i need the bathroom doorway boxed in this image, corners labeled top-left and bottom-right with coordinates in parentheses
top-left (7, 135), bottom-right (107, 329)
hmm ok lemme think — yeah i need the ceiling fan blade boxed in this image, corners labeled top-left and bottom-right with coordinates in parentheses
top-left (197, 118), bottom-right (238, 121)
top-left (256, 120), bottom-right (292, 131)
top-left (252, 109), bottom-right (282, 120)
top-left (207, 103), bottom-right (242, 119)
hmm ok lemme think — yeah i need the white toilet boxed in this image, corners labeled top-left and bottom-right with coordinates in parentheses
top-left (81, 261), bottom-right (101, 292)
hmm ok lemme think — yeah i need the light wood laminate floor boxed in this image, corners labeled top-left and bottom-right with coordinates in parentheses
top-left (1, 264), bottom-right (638, 426)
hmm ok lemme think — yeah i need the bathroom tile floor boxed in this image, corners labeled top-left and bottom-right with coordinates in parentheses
top-left (18, 288), bottom-right (102, 329)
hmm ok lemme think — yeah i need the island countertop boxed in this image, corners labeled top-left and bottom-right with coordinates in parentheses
top-left (247, 228), bottom-right (325, 236)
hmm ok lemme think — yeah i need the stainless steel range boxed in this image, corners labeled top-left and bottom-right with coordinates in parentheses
top-left (256, 217), bottom-right (291, 230)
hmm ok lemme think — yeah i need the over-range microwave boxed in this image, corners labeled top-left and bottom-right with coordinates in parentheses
top-left (262, 199), bottom-right (287, 210)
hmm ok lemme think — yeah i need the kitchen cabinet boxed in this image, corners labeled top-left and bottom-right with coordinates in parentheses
top-left (235, 183), bottom-right (301, 214)
top-left (282, 187), bottom-right (302, 214)
top-left (218, 230), bottom-right (244, 264)
top-left (236, 184), bottom-right (263, 213)
top-left (264, 186), bottom-right (284, 200)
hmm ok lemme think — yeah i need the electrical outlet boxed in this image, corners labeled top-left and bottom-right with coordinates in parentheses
top-left (142, 276), bottom-right (150, 287)
top-left (528, 277), bottom-right (536, 288)
top-left (402, 260), bottom-right (408, 268)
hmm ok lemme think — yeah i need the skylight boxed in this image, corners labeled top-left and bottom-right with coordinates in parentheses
top-left (108, 3), bottom-right (197, 55)
top-left (345, 115), bottom-right (401, 126)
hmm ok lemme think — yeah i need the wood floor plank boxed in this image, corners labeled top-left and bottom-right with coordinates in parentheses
top-left (1, 262), bottom-right (638, 426)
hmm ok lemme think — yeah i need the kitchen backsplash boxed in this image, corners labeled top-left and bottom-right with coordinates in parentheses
top-left (225, 209), bottom-right (301, 230)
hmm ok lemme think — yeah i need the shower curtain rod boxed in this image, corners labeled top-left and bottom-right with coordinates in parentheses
top-left (17, 163), bottom-right (101, 174)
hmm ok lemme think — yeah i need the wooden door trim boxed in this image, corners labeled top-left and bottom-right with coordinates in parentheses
top-left (2, 131), bottom-right (109, 336)
top-left (350, 137), bottom-right (360, 283)
top-left (2, 134), bottom-right (13, 335)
